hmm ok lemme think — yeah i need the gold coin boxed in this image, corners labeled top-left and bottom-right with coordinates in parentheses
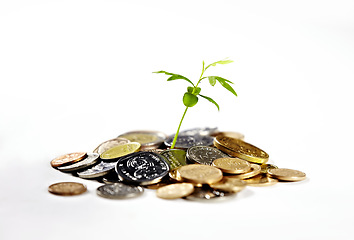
top-left (48, 182), bottom-right (87, 196)
top-left (100, 142), bottom-right (141, 160)
top-left (260, 164), bottom-right (278, 174)
top-left (243, 174), bottom-right (278, 187)
top-left (177, 164), bottom-right (223, 185)
top-left (225, 164), bottom-right (262, 179)
top-left (267, 168), bottom-right (306, 182)
top-left (212, 131), bottom-right (245, 140)
top-left (93, 137), bottom-right (130, 155)
top-left (210, 178), bottom-right (246, 193)
top-left (156, 183), bottom-right (194, 199)
top-left (51, 152), bottom-right (87, 168)
top-left (118, 130), bottom-right (166, 148)
top-left (214, 136), bottom-right (269, 164)
top-left (212, 158), bottom-right (251, 174)
top-left (169, 168), bottom-right (183, 182)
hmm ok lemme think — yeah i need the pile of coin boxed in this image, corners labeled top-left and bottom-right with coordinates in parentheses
top-left (49, 127), bottom-right (306, 201)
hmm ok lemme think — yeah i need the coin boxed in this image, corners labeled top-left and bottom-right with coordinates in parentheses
top-left (164, 135), bottom-right (214, 149)
top-left (93, 137), bottom-right (130, 155)
top-left (225, 164), bottom-right (262, 179)
top-left (102, 172), bottom-right (122, 184)
top-left (184, 187), bottom-right (236, 202)
top-left (210, 178), bottom-right (246, 193)
top-left (51, 152), bottom-right (87, 168)
top-left (77, 161), bottom-right (116, 179)
top-left (57, 153), bottom-right (100, 172)
top-left (160, 149), bottom-right (187, 169)
top-left (100, 142), bottom-right (141, 160)
top-left (96, 183), bottom-right (144, 199)
top-left (177, 164), bottom-right (223, 185)
top-left (243, 174), bottom-right (278, 187)
top-left (214, 136), bottom-right (269, 164)
top-left (212, 131), bottom-right (245, 140)
top-left (156, 183), bottom-right (194, 199)
top-left (116, 152), bottom-right (170, 185)
top-left (169, 168), bottom-right (183, 182)
top-left (48, 182), bottom-right (87, 196)
top-left (212, 158), bottom-right (251, 174)
top-left (118, 130), bottom-right (166, 149)
top-left (179, 127), bottom-right (218, 136)
top-left (186, 146), bottom-right (229, 165)
top-left (260, 164), bottom-right (278, 174)
top-left (267, 168), bottom-right (306, 182)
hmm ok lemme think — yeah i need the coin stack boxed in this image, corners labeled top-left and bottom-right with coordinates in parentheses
top-left (49, 128), bottom-right (306, 201)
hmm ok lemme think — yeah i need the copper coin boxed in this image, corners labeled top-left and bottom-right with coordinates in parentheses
top-left (50, 152), bottom-right (87, 168)
top-left (48, 182), bottom-right (87, 196)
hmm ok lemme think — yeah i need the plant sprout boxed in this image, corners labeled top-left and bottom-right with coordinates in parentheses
top-left (154, 59), bottom-right (237, 149)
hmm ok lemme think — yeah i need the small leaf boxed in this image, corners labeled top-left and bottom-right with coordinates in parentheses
top-left (153, 70), bottom-right (175, 75)
top-left (187, 86), bottom-right (194, 93)
top-left (208, 76), bottom-right (216, 86)
top-left (199, 94), bottom-right (220, 111)
top-left (194, 87), bottom-right (201, 95)
top-left (215, 76), bottom-right (237, 97)
top-left (205, 59), bottom-right (233, 70)
top-left (167, 75), bottom-right (195, 86)
top-left (183, 92), bottom-right (198, 107)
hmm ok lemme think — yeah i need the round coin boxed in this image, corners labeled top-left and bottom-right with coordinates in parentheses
top-left (48, 182), bottom-right (87, 196)
top-left (93, 137), bottom-right (130, 155)
top-left (184, 187), bottom-right (236, 202)
top-left (164, 135), bottom-right (214, 149)
top-left (210, 178), bottom-right (247, 193)
top-left (77, 161), bottom-right (116, 179)
top-left (260, 164), bottom-right (278, 174)
top-left (214, 136), bottom-right (269, 164)
top-left (57, 153), bottom-right (100, 172)
top-left (179, 127), bottom-right (218, 136)
top-left (243, 174), bottom-right (278, 187)
top-left (177, 164), bottom-right (223, 185)
top-left (116, 152), bottom-right (170, 185)
top-left (212, 131), bottom-right (245, 140)
top-left (96, 183), bottom-right (144, 199)
top-left (160, 149), bottom-right (187, 170)
top-left (212, 158), bottom-right (251, 174)
top-left (118, 130), bottom-right (166, 149)
top-left (267, 168), bottom-right (306, 182)
top-left (225, 164), bottom-right (262, 180)
top-left (100, 142), bottom-right (141, 160)
top-left (156, 183), bottom-right (194, 199)
top-left (186, 146), bottom-right (229, 165)
top-left (51, 152), bottom-right (87, 168)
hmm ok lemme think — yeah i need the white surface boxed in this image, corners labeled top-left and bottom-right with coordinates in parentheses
top-left (1, 0), bottom-right (353, 239)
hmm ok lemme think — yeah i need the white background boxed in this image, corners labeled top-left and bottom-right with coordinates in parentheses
top-left (1, 0), bottom-right (353, 239)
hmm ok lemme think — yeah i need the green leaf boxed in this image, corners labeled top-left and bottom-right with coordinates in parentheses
top-left (199, 94), bottom-right (220, 111)
top-left (215, 76), bottom-right (237, 97)
top-left (154, 71), bottom-right (195, 86)
top-left (183, 92), bottom-right (198, 107)
top-left (194, 87), bottom-right (201, 95)
top-left (208, 76), bottom-right (216, 86)
top-left (187, 86), bottom-right (194, 93)
top-left (205, 59), bottom-right (233, 70)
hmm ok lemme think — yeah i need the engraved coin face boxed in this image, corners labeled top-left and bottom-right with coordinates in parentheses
top-left (93, 137), bottom-right (130, 155)
top-left (177, 164), bottom-right (223, 185)
top-left (48, 182), bottom-right (87, 196)
top-left (243, 174), bottom-right (278, 187)
top-left (118, 130), bottom-right (166, 148)
top-left (267, 168), bottom-right (306, 182)
top-left (51, 152), bottom-right (87, 168)
top-left (77, 161), bottom-right (116, 179)
top-left (161, 149), bottom-right (187, 169)
top-left (212, 158), bottom-right (251, 174)
top-left (225, 164), bottom-right (262, 180)
top-left (100, 142), bottom-right (141, 160)
top-left (96, 183), bottom-right (144, 199)
top-left (116, 152), bottom-right (169, 185)
top-left (214, 136), bottom-right (269, 164)
top-left (186, 146), bottom-right (229, 165)
top-left (210, 178), bottom-right (247, 193)
top-left (184, 187), bottom-right (236, 202)
top-left (57, 153), bottom-right (100, 172)
top-left (179, 127), bottom-right (218, 136)
top-left (156, 183), bottom-right (194, 199)
top-left (164, 135), bottom-right (214, 149)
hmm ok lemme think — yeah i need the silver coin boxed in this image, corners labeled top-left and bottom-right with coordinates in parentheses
top-left (57, 153), bottom-right (100, 172)
top-left (184, 187), bottom-right (236, 202)
top-left (116, 152), bottom-right (169, 185)
top-left (96, 183), bottom-right (144, 199)
top-left (164, 135), bottom-right (214, 149)
top-left (77, 161), bottom-right (116, 179)
top-left (93, 137), bottom-right (130, 155)
top-left (180, 127), bottom-right (218, 136)
top-left (186, 146), bottom-right (229, 165)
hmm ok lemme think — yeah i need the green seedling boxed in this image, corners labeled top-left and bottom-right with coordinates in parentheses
top-left (154, 59), bottom-right (237, 149)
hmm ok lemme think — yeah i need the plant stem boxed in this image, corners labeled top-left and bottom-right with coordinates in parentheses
top-left (171, 106), bottom-right (189, 149)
